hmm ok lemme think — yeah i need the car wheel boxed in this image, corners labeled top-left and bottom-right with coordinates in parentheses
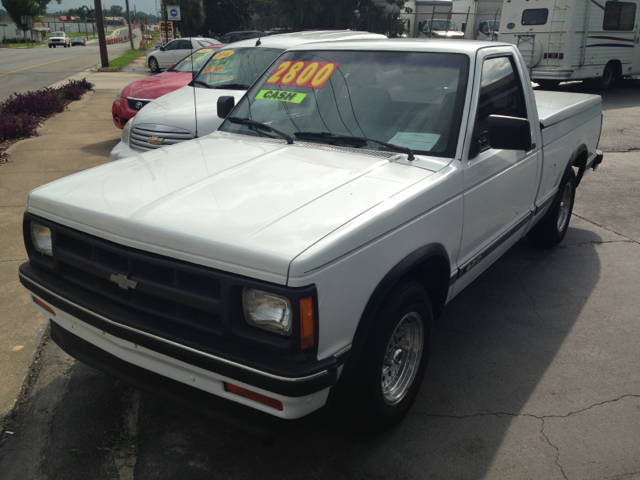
top-left (528, 169), bottom-right (576, 248)
top-left (340, 281), bottom-right (432, 431)
top-left (149, 57), bottom-right (160, 73)
top-left (48, 45), bottom-right (52, 48)
top-left (596, 62), bottom-right (617, 91)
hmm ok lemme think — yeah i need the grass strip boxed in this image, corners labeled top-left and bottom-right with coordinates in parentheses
top-left (103, 49), bottom-right (146, 71)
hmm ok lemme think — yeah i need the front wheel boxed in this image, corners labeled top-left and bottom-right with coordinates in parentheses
top-left (528, 169), bottom-right (576, 248)
top-left (148, 57), bottom-right (160, 73)
top-left (341, 281), bottom-right (432, 430)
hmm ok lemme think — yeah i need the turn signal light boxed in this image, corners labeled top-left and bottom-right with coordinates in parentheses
top-left (225, 383), bottom-right (283, 411)
top-left (33, 296), bottom-right (56, 316)
top-left (300, 297), bottom-right (315, 349)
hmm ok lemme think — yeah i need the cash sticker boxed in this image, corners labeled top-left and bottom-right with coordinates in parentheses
top-left (255, 90), bottom-right (307, 104)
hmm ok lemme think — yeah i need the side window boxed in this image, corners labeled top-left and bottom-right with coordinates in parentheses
top-left (522, 9), bottom-right (548, 26)
top-left (474, 56), bottom-right (527, 153)
top-left (178, 40), bottom-right (192, 49)
top-left (164, 40), bottom-right (178, 51)
top-left (603, 1), bottom-right (636, 30)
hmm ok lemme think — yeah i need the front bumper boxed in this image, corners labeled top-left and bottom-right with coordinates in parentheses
top-left (531, 69), bottom-right (574, 80)
top-left (110, 140), bottom-right (140, 161)
top-left (112, 100), bottom-right (135, 129)
top-left (21, 268), bottom-right (336, 419)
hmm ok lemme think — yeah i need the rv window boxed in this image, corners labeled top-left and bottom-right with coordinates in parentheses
top-left (522, 9), bottom-right (548, 26)
top-left (603, 1), bottom-right (636, 31)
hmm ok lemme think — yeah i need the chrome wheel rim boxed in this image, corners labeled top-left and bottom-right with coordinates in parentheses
top-left (381, 312), bottom-right (424, 405)
top-left (557, 182), bottom-right (573, 233)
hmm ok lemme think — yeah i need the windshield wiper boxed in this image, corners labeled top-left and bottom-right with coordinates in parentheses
top-left (294, 132), bottom-right (415, 160)
top-left (192, 80), bottom-right (212, 89)
top-left (228, 117), bottom-right (294, 144)
top-left (212, 84), bottom-right (250, 90)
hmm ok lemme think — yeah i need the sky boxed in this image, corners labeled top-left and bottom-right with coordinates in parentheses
top-left (48, 0), bottom-right (161, 17)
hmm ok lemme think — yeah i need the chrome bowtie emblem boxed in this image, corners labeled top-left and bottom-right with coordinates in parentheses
top-left (110, 273), bottom-right (137, 290)
top-left (148, 136), bottom-right (163, 145)
top-left (135, 101), bottom-right (143, 109)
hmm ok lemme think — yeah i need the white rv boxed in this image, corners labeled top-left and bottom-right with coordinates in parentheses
top-left (499, 0), bottom-right (640, 89)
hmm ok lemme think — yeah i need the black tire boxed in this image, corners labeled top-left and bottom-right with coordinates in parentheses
top-left (537, 80), bottom-right (560, 90)
top-left (340, 281), bottom-right (433, 431)
top-left (149, 57), bottom-right (160, 73)
top-left (528, 169), bottom-right (576, 248)
top-left (596, 62), bottom-right (617, 91)
top-left (48, 45), bottom-right (52, 48)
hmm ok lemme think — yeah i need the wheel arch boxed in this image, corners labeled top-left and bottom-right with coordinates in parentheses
top-left (568, 144), bottom-right (589, 187)
top-left (338, 244), bottom-right (451, 385)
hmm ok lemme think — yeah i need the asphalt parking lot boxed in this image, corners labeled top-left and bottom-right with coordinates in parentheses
top-left (0, 78), bottom-right (639, 480)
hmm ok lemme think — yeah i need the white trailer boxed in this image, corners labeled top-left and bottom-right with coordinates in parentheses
top-left (499, 0), bottom-right (640, 89)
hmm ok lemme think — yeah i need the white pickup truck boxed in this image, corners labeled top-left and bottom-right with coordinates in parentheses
top-left (20, 40), bottom-right (603, 429)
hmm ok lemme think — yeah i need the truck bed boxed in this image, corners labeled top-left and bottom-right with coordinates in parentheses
top-left (534, 91), bottom-right (602, 128)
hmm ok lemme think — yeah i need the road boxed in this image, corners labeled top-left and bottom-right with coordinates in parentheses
top-left (0, 31), bottom-right (141, 102)
top-left (0, 78), bottom-right (639, 479)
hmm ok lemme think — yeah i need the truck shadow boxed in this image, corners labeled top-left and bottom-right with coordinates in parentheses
top-left (128, 227), bottom-right (601, 479)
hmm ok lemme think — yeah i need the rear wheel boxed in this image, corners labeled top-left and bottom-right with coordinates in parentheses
top-left (528, 169), bottom-right (576, 248)
top-left (596, 62), bottom-right (617, 90)
top-left (341, 281), bottom-right (432, 431)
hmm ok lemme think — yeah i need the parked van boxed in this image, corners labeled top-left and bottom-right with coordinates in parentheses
top-left (499, 0), bottom-right (640, 89)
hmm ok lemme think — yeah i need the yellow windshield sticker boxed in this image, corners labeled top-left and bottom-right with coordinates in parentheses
top-left (255, 90), bottom-right (307, 104)
top-left (203, 66), bottom-right (225, 73)
top-left (213, 50), bottom-right (234, 59)
top-left (198, 48), bottom-right (213, 52)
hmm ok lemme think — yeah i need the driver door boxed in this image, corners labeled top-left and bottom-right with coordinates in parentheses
top-left (454, 49), bottom-right (540, 294)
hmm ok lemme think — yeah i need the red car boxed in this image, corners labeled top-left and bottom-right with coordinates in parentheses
top-left (112, 45), bottom-right (224, 129)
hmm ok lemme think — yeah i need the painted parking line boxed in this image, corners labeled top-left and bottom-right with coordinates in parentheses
top-left (0, 53), bottom-right (92, 77)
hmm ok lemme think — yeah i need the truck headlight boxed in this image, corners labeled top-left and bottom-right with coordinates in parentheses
top-left (30, 222), bottom-right (52, 256)
top-left (242, 288), bottom-right (292, 336)
top-left (121, 120), bottom-right (132, 145)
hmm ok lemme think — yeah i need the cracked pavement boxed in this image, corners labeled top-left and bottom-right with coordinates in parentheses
top-left (1, 81), bottom-right (640, 479)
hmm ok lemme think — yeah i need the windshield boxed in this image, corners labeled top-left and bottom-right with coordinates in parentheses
top-left (50, 32), bottom-right (64, 37)
top-left (172, 48), bottom-right (218, 73)
top-left (489, 20), bottom-right (500, 31)
top-left (428, 20), bottom-right (458, 31)
top-left (219, 50), bottom-right (469, 158)
top-left (193, 47), bottom-right (283, 89)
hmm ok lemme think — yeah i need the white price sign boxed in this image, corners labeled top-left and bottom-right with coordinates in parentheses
top-left (166, 5), bottom-right (181, 21)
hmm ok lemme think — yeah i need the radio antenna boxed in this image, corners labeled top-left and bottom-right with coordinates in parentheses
top-left (190, 38), bottom-right (199, 138)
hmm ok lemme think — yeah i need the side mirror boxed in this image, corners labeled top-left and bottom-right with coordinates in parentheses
top-left (217, 96), bottom-right (235, 119)
top-left (461, 22), bottom-right (467, 33)
top-left (488, 115), bottom-right (532, 151)
top-left (160, 46), bottom-right (165, 51)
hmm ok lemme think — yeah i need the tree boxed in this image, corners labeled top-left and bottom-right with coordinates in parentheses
top-left (34, 0), bottom-right (60, 15)
top-left (253, 0), bottom-right (276, 18)
top-left (202, 0), bottom-right (252, 38)
top-left (108, 4), bottom-right (122, 16)
top-left (166, 0), bottom-right (205, 36)
top-left (2, 0), bottom-right (40, 35)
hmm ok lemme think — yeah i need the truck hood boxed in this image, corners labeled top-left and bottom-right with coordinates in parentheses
top-left (431, 31), bottom-right (465, 38)
top-left (27, 133), bottom-right (439, 284)
top-left (132, 85), bottom-right (247, 136)
top-left (123, 71), bottom-right (192, 100)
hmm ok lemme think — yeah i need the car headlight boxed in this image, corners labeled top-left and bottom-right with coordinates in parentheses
top-left (121, 120), bottom-right (132, 145)
top-left (243, 288), bottom-right (292, 336)
top-left (30, 222), bottom-right (52, 256)
top-left (116, 89), bottom-right (123, 102)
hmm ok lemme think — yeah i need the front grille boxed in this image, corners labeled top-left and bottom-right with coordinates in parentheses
top-left (130, 123), bottom-right (195, 151)
top-left (55, 230), bottom-right (224, 337)
top-left (127, 98), bottom-right (151, 111)
top-left (24, 213), bottom-right (318, 358)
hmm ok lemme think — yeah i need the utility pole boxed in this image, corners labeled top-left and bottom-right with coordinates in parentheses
top-left (163, 0), bottom-right (168, 46)
top-left (125, 0), bottom-right (134, 49)
top-left (94, 0), bottom-right (109, 67)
